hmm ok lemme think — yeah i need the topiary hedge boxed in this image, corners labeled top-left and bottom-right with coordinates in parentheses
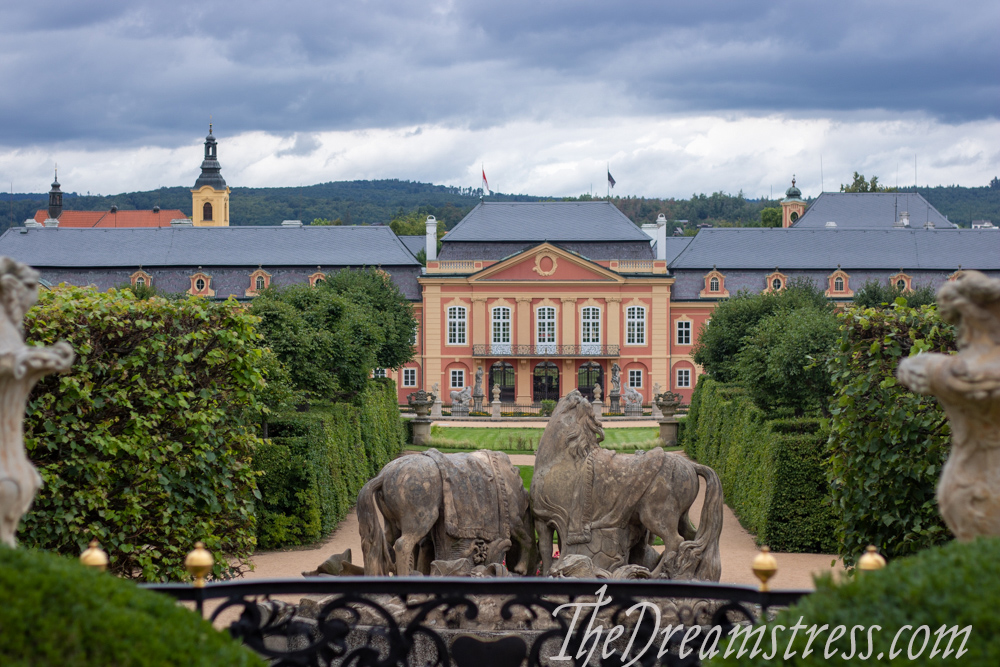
top-left (0, 545), bottom-right (264, 666)
top-left (255, 379), bottom-right (405, 549)
top-left (711, 537), bottom-right (1000, 665)
top-left (826, 302), bottom-right (955, 566)
top-left (683, 378), bottom-right (836, 552)
top-left (20, 286), bottom-right (265, 582)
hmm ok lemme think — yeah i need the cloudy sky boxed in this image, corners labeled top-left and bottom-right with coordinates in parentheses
top-left (1, 0), bottom-right (997, 198)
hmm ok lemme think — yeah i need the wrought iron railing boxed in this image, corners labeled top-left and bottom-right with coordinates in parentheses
top-left (144, 576), bottom-right (810, 666)
top-left (472, 344), bottom-right (620, 357)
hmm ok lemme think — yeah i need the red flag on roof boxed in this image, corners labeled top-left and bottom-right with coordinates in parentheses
top-left (482, 167), bottom-right (490, 195)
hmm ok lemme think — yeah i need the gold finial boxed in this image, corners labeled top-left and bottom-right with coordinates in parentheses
top-left (752, 546), bottom-right (778, 592)
top-left (185, 541), bottom-right (214, 588)
top-left (80, 539), bottom-right (109, 572)
top-left (858, 545), bottom-right (886, 571)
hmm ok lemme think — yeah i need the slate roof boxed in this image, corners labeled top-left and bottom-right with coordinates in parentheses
top-left (793, 192), bottom-right (956, 229)
top-left (442, 202), bottom-right (651, 242)
top-left (398, 235), bottom-right (426, 257)
top-left (654, 237), bottom-right (693, 265)
top-left (35, 209), bottom-right (186, 228)
top-left (0, 225), bottom-right (421, 268)
top-left (439, 241), bottom-right (653, 261)
top-left (669, 228), bottom-right (1000, 270)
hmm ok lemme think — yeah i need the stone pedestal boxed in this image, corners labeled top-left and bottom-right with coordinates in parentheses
top-left (609, 392), bottom-right (620, 414)
top-left (491, 399), bottom-right (502, 421)
top-left (654, 391), bottom-right (684, 448)
top-left (658, 418), bottom-right (679, 447)
top-left (592, 400), bottom-right (603, 419)
top-left (431, 399), bottom-right (443, 419)
top-left (407, 390), bottom-right (436, 446)
top-left (451, 404), bottom-right (469, 418)
top-left (411, 418), bottom-right (432, 446)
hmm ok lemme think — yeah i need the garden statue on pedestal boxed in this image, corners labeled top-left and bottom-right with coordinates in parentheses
top-left (450, 385), bottom-right (471, 417)
top-left (655, 391), bottom-right (684, 447)
top-left (472, 366), bottom-right (484, 412)
top-left (407, 389), bottom-right (435, 446)
top-left (609, 363), bottom-right (621, 412)
top-left (431, 382), bottom-right (443, 418)
top-left (622, 384), bottom-right (643, 416)
top-left (898, 270), bottom-right (1000, 541)
top-left (651, 382), bottom-right (663, 418)
top-left (530, 391), bottom-right (723, 581)
top-left (0, 258), bottom-right (75, 547)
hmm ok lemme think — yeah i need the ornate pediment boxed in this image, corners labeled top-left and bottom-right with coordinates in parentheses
top-left (469, 244), bottom-right (623, 283)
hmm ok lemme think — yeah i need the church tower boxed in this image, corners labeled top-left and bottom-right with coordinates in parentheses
top-left (191, 125), bottom-right (230, 226)
top-left (780, 176), bottom-right (806, 228)
top-left (47, 169), bottom-right (63, 222)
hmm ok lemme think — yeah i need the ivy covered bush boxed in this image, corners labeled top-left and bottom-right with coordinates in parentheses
top-left (20, 286), bottom-right (265, 581)
top-left (0, 545), bottom-right (264, 667)
top-left (826, 301), bottom-right (955, 566)
top-left (683, 378), bottom-right (836, 552)
top-left (255, 380), bottom-right (405, 549)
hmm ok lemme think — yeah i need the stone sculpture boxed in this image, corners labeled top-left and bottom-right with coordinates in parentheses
top-left (593, 382), bottom-right (602, 403)
top-left (898, 270), bottom-right (1000, 541)
top-left (530, 391), bottom-right (723, 581)
top-left (450, 385), bottom-right (471, 417)
top-left (407, 389), bottom-right (435, 446)
top-left (357, 449), bottom-right (538, 576)
top-left (623, 384), bottom-right (643, 416)
top-left (0, 258), bottom-right (75, 547)
top-left (472, 366), bottom-right (485, 412)
top-left (610, 364), bottom-right (621, 394)
top-left (651, 383), bottom-right (663, 418)
top-left (431, 383), bottom-right (443, 418)
top-left (492, 382), bottom-right (502, 403)
top-left (302, 548), bottom-right (365, 577)
top-left (655, 391), bottom-right (684, 447)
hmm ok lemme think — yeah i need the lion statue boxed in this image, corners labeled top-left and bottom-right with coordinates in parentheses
top-left (530, 390), bottom-right (723, 581)
top-left (450, 385), bottom-right (472, 407)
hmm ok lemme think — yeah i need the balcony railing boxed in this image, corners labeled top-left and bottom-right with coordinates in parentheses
top-left (616, 259), bottom-right (655, 273)
top-left (472, 343), bottom-right (620, 357)
top-left (436, 260), bottom-right (477, 273)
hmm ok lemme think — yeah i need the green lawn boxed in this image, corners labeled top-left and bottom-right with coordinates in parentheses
top-left (416, 425), bottom-right (677, 453)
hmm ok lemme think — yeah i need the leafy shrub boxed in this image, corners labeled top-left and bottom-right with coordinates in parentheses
top-left (714, 537), bottom-right (1000, 665)
top-left (853, 279), bottom-right (937, 309)
top-left (0, 545), bottom-right (264, 666)
top-left (21, 287), bottom-right (264, 581)
top-left (255, 380), bottom-right (404, 549)
top-left (540, 399), bottom-right (557, 416)
top-left (683, 378), bottom-right (836, 552)
top-left (826, 302), bottom-right (955, 566)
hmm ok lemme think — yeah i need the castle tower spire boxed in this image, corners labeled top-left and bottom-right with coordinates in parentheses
top-left (191, 124), bottom-right (230, 226)
top-left (47, 166), bottom-right (63, 221)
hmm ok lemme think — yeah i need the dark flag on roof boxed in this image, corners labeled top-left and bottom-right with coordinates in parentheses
top-left (607, 169), bottom-right (616, 188)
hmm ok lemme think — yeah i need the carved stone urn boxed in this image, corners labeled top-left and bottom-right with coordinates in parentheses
top-left (0, 259), bottom-right (75, 547)
top-left (897, 270), bottom-right (1000, 541)
top-left (655, 391), bottom-right (683, 418)
top-left (407, 389), bottom-right (436, 446)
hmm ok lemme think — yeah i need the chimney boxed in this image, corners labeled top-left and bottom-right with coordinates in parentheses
top-left (655, 213), bottom-right (667, 261)
top-left (425, 215), bottom-right (438, 261)
top-left (641, 221), bottom-right (657, 241)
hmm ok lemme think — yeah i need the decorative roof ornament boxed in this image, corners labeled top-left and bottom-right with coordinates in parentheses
top-left (784, 176), bottom-right (803, 200)
top-left (194, 123), bottom-right (227, 190)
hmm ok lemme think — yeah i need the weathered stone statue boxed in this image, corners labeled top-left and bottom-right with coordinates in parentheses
top-left (491, 382), bottom-right (501, 403)
top-left (357, 449), bottom-right (538, 576)
top-left (450, 385), bottom-right (471, 417)
top-left (0, 259), bottom-right (74, 547)
top-left (622, 384), bottom-right (642, 416)
top-left (898, 270), bottom-right (1000, 541)
top-left (530, 391), bottom-right (723, 581)
top-left (472, 366), bottom-right (485, 412)
top-left (610, 364), bottom-right (621, 394)
top-left (431, 382), bottom-right (443, 418)
top-left (592, 382), bottom-right (602, 403)
top-left (651, 382), bottom-right (663, 418)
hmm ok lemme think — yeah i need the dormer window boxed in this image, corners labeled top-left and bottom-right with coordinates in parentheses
top-left (188, 272), bottom-right (215, 297)
top-left (834, 277), bottom-right (844, 291)
top-left (709, 277), bottom-right (720, 292)
top-left (890, 272), bottom-right (912, 291)
top-left (764, 271), bottom-right (788, 293)
top-left (130, 269), bottom-right (152, 289)
top-left (245, 268), bottom-right (272, 297)
top-left (699, 270), bottom-right (729, 298)
top-left (826, 269), bottom-right (853, 298)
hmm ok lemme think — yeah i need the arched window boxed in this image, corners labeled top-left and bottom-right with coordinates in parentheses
top-left (771, 277), bottom-right (783, 291)
top-left (790, 211), bottom-right (799, 223)
top-left (626, 306), bottom-right (646, 345)
top-left (256, 275), bottom-right (265, 291)
top-left (577, 362), bottom-right (604, 402)
top-left (447, 306), bottom-right (467, 345)
top-left (580, 306), bottom-right (601, 354)
top-left (533, 362), bottom-right (559, 402)
top-left (536, 306), bottom-right (556, 354)
top-left (834, 276), bottom-right (844, 292)
top-left (489, 362), bottom-right (515, 402)
top-left (203, 202), bottom-right (213, 221)
top-left (135, 277), bottom-right (145, 287)
top-left (195, 278), bottom-right (206, 291)
top-left (709, 277), bottom-right (720, 292)
top-left (492, 306), bottom-right (511, 355)
top-left (896, 279), bottom-right (906, 290)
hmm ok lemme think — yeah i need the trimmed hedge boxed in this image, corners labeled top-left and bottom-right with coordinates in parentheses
top-left (683, 378), bottom-right (836, 552)
top-left (0, 545), bottom-right (264, 666)
top-left (255, 379), bottom-right (405, 549)
top-left (826, 302), bottom-right (954, 566)
top-left (713, 537), bottom-right (1000, 665)
top-left (21, 287), bottom-right (264, 582)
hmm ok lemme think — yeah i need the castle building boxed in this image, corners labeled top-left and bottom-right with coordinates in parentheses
top-left (32, 171), bottom-right (184, 228)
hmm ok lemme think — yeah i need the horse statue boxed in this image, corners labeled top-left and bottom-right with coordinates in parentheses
top-left (450, 385), bottom-right (472, 407)
top-left (530, 391), bottom-right (723, 581)
top-left (358, 449), bottom-right (538, 576)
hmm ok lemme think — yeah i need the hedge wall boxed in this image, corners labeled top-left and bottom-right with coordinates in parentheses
top-left (826, 302), bottom-right (955, 566)
top-left (255, 379), bottom-right (405, 549)
top-left (683, 378), bottom-right (836, 552)
top-left (21, 287), bottom-right (264, 582)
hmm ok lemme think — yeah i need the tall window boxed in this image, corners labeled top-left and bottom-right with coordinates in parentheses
top-left (447, 306), bottom-right (466, 345)
top-left (709, 277), bottom-right (720, 292)
top-left (135, 277), bottom-right (145, 287)
top-left (203, 202), bottom-right (213, 221)
top-left (676, 368), bottom-right (691, 388)
top-left (834, 276), bottom-right (845, 292)
top-left (626, 306), bottom-right (646, 345)
top-left (580, 306), bottom-right (601, 354)
top-left (492, 306), bottom-right (511, 354)
top-left (536, 306), bottom-right (556, 354)
top-left (373, 368), bottom-right (386, 379)
top-left (676, 320), bottom-right (691, 345)
top-left (255, 275), bottom-right (265, 291)
top-left (451, 369), bottom-right (465, 388)
top-left (402, 368), bottom-right (416, 387)
top-left (628, 369), bottom-right (643, 388)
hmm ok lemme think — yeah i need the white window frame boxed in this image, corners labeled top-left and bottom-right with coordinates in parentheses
top-left (676, 320), bottom-right (691, 346)
top-left (709, 276), bottom-right (720, 292)
top-left (628, 369), bottom-right (643, 388)
top-left (536, 306), bottom-right (556, 354)
top-left (491, 306), bottom-right (512, 355)
top-left (450, 369), bottom-right (465, 389)
top-left (834, 276), bottom-right (845, 292)
top-left (402, 368), bottom-right (416, 387)
top-left (580, 306), bottom-right (601, 354)
top-left (676, 368), bottom-right (691, 388)
top-left (771, 277), bottom-right (784, 291)
top-left (447, 306), bottom-right (466, 345)
top-left (626, 306), bottom-right (646, 345)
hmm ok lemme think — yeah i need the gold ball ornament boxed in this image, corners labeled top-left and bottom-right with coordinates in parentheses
top-left (185, 541), bottom-right (214, 588)
top-left (858, 545), bottom-right (886, 571)
top-left (79, 539), bottom-right (109, 572)
top-left (752, 546), bottom-right (778, 592)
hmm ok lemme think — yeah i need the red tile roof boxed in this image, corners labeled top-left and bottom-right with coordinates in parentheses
top-left (34, 209), bottom-right (187, 228)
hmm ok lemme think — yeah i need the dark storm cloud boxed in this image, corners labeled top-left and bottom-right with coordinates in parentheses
top-left (0, 0), bottom-right (995, 147)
